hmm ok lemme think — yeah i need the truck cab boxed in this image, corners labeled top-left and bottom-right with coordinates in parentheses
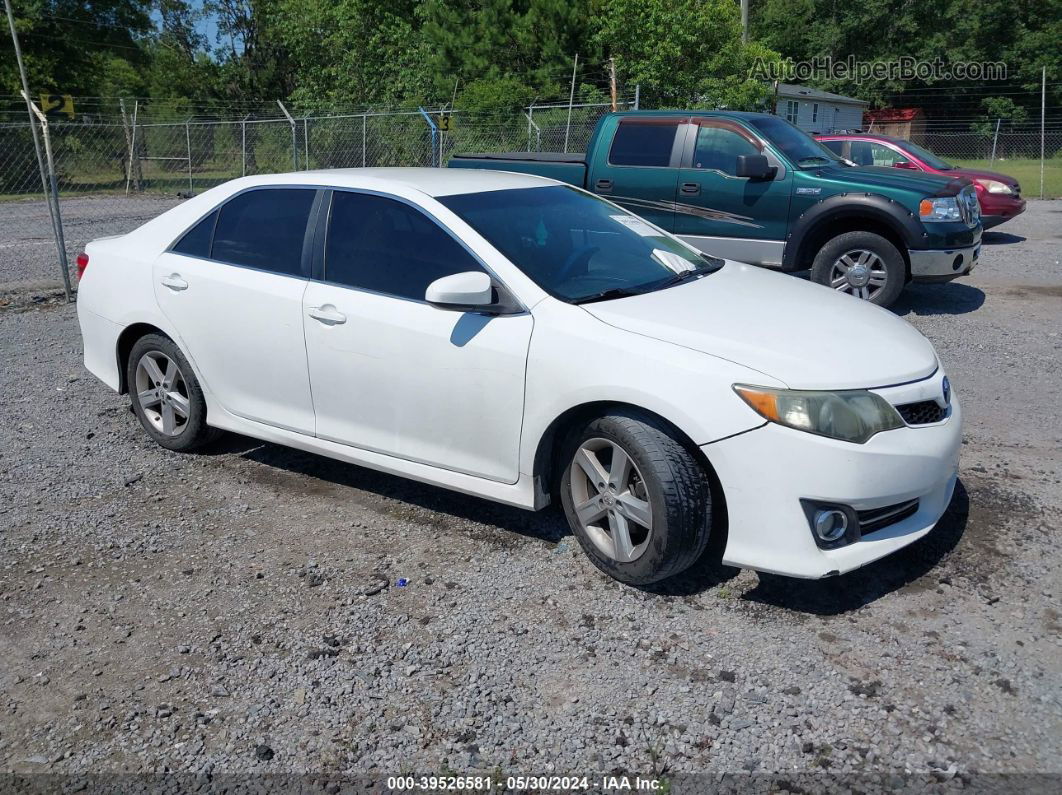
top-left (450, 110), bottom-right (982, 308)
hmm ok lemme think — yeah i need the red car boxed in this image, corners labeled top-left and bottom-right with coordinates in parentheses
top-left (816, 133), bottom-right (1026, 229)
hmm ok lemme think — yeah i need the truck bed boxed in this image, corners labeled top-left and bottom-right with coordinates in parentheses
top-left (448, 152), bottom-right (587, 187)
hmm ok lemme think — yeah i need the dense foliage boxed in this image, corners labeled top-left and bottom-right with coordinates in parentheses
top-left (2, 0), bottom-right (1058, 119)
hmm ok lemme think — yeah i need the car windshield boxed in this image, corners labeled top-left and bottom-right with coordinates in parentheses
top-left (748, 115), bottom-right (843, 167)
top-left (438, 186), bottom-right (722, 303)
top-left (895, 139), bottom-right (954, 170)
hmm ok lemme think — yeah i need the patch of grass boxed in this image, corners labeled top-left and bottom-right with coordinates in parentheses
top-left (949, 157), bottom-right (1062, 199)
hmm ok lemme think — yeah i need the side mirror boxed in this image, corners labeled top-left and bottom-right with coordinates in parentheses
top-left (735, 154), bottom-right (773, 179)
top-left (425, 271), bottom-right (495, 311)
top-left (893, 160), bottom-right (917, 170)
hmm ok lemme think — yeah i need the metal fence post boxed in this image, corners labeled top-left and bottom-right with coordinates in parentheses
top-left (25, 100), bottom-right (73, 300)
top-left (418, 107), bottom-right (438, 167)
top-left (185, 120), bottom-right (193, 194)
top-left (633, 84), bottom-right (640, 110)
top-left (277, 100), bottom-right (298, 170)
top-left (241, 115), bottom-right (248, 176)
top-left (361, 114), bottom-right (367, 166)
top-left (303, 117), bottom-right (309, 169)
top-left (990, 118), bottom-right (1000, 164)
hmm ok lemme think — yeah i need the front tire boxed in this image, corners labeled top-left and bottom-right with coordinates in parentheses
top-left (126, 333), bottom-right (218, 451)
top-left (559, 411), bottom-right (712, 585)
top-left (810, 231), bottom-right (905, 307)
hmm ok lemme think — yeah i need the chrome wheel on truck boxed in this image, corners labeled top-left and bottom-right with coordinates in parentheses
top-left (829, 248), bottom-right (889, 301)
top-left (810, 230), bottom-right (906, 307)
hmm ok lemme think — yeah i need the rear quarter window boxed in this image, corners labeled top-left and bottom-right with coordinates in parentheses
top-left (608, 120), bottom-right (680, 167)
top-left (210, 188), bottom-right (317, 276)
top-left (171, 209), bottom-right (218, 258)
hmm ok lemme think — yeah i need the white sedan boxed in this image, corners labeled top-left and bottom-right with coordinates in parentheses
top-left (76, 169), bottom-right (961, 585)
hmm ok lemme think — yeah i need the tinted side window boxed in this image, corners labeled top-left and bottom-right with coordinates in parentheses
top-left (211, 188), bottom-right (316, 275)
top-left (325, 192), bottom-right (484, 301)
top-left (692, 124), bottom-right (762, 175)
top-left (820, 140), bottom-right (846, 157)
top-left (608, 120), bottom-right (680, 167)
top-left (172, 209), bottom-right (218, 257)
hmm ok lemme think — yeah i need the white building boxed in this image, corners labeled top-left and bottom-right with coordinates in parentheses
top-left (774, 84), bottom-right (868, 134)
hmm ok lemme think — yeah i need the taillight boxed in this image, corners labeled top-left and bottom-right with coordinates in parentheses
top-left (76, 252), bottom-right (89, 280)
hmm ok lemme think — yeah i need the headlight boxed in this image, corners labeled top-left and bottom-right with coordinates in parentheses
top-left (918, 196), bottom-right (962, 222)
top-left (734, 384), bottom-right (904, 444)
top-left (975, 178), bottom-right (1014, 195)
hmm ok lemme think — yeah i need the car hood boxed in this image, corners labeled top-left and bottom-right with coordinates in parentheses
top-left (812, 164), bottom-right (969, 196)
top-left (580, 262), bottom-right (938, 390)
top-left (942, 167), bottom-right (1020, 187)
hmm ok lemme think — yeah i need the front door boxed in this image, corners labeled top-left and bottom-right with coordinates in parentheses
top-left (302, 190), bottom-right (533, 483)
top-left (153, 187), bottom-right (319, 433)
top-left (673, 119), bottom-right (792, 266)
top-left (590, 115), bottom-right (686, 232)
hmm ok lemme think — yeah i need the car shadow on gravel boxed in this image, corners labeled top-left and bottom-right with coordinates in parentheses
top-left (981, 231), bottom-right (1026, 245)
top-left (233, 437), bottom-right (572, 546)
top-left (740, 479), bottom-right (970, 615)
top-left (892, 283), bottom-right (985, 317)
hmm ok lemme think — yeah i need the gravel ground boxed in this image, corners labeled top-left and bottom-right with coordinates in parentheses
top-left (1, 201), bottom-right (1060, 791)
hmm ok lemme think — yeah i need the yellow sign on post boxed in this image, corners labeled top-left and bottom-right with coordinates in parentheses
top-left (437, 113), bottom-right (453, 132)
top-left (40, 94), bottom-right (75, 120)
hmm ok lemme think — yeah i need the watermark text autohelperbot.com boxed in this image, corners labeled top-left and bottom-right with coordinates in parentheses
top-left (750, 55), bottom-right (1007, 83)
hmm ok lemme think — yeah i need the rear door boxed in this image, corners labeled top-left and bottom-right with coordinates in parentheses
top-left (672, 119), bottom-right (792, 266)
top-left (302, 190), bottom-right (533, 483)
top-left (153, 187), bottom-right (320, 433)
top-left (589, 116), bottom-right (686, 232)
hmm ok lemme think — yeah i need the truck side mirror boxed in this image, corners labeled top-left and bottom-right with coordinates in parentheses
top-left (735, 154), bottom-right (772, 179)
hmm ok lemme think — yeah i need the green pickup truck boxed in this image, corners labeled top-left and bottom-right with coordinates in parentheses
top-left (448, 110), bottom-right (982, 307)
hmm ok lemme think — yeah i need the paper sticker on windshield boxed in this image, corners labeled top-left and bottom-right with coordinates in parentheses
top-left (611, 214), bottom-right (660, 237)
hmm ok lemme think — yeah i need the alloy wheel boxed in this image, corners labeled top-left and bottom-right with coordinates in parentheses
top-left (134, 351), bottom-right (190, 436)
top-left (830, 248), bottom-right (888, 300)
top-left (569, 438), bottom-right (654, 563)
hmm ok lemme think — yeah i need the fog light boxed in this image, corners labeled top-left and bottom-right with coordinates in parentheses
top-left (952, 254), bottom-right (963, 271)
top-left (813, 509), bottom-right (848, 542)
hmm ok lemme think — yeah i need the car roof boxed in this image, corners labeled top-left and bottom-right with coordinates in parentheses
top-left (237, 167), bottom-right (559, 197)
top-left (817, 132), bottom-right (906, 144)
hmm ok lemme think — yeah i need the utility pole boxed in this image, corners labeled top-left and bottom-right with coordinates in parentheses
top-left (5, 0), bottom-right (72, 300)
top-left (609, 57), bottom-right (618, 112)
top-left (741, 0), bottom-right (749, 43)
top-left (564, 53), bottom-right (578, 153)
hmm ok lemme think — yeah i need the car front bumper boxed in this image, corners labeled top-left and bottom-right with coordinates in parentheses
top-left (703, 377), bottom-right (961, 579)
top-left (908, 243), bottom-right (979, 283)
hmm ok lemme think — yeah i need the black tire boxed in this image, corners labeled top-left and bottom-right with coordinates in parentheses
top-left (810, 230), bottom-right (906, 308)
top-left (558, 410), bottom-right (712, 586)
top-left (126, 333), bottom-right (219, 452)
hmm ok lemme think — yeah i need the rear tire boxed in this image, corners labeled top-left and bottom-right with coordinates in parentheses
top-left (126, 333), bottom-right (219, 452)
top-left (559, 410), bottom-right (712, 585)
top-left (810, 231), bottom-right (905, 308)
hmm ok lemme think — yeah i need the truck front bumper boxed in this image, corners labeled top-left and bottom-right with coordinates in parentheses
top-left (908, 243), bottom-right (979, 283)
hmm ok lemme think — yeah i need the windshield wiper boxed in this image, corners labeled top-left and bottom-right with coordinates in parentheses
top-left (657, 268), bottom-right (709, 288)
top-left (572, 287), bottom-right (648, 305)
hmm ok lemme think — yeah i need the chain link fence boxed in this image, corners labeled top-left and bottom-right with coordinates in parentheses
top-left (3, 98), bottom-right (1059, 288)
top-left (2, 99), bottom-right (634, 285)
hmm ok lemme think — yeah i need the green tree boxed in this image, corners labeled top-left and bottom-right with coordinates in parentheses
top-left (593, 0), bottom-right (779, 109)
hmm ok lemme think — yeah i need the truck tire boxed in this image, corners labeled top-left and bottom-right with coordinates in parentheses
top-left (811, 231), bottom-right (905, 308)
top-left (558, 410), bottom-right (712, 586)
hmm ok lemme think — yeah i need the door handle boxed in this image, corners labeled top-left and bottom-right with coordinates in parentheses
top-left (307, 305), bottom-right (346, 325)
top-left (160, 274), bottom-right (188, 291)
top-left (594, 178), bottom-right (613, 192)
top-left (680, 182), bottom-right (701, 196)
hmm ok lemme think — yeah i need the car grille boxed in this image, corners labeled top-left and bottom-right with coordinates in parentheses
top-left (958, 186), bottom-right (980, 225)
top-left (896, 400), bottom-right (947, 425)
top-left (858, 499), bottom-right (919, 535)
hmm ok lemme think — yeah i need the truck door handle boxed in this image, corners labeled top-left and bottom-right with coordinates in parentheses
top-left (680, 182), bottom-right (701, 196)
top-left (595, 178), bottom-right (613, 192)
top-left (160, 274), bottom-right (188, 291)
top-left (307, 305), bottom-right (346, 325)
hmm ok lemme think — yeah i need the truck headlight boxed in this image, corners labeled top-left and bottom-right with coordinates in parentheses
top-left (734, 385), bottom-right (904, 444)
top-left (975, 178), bottom-right (1014, 195)
top-left (918, 196), bottom-right (962, 222)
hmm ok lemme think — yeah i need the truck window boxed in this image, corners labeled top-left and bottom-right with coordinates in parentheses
top-left (608, 119), bottom-right (681, 167)
top-left (692, 123), bottom-right (762, 175)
